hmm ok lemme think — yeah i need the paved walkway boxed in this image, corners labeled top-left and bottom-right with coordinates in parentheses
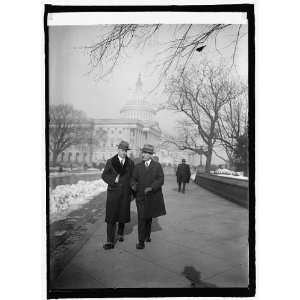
top-left (52, 175), bottom-right (249, 288)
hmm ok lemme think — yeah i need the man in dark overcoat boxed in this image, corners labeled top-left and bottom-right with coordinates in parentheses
top-left (176, 159), bottom-right (191, 193)
top-left (131, 144), bottom-right (166, 249)
top-left (101, 141), bottom-right (134, 250)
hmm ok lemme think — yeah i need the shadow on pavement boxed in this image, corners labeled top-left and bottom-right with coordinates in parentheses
top-left (182, 266), bottom-right (217, 288)
top-left (50, 193), bottom-right (106, 250)
top-left (124, 211), bottom-right (138, 235)
top-left (124, 211), bottom-right (162, 235)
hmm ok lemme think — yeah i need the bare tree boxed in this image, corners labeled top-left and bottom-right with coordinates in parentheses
top-left (84, 24), bottom-right (247, 82)
top-left (49, 104), bottom-right (94, 165)
top-left (165, 61), bottom-right (244, 172)
top-left (216, 92), bottom-right (248, 167)
top-left (161, 120), bottom-right (207, 165)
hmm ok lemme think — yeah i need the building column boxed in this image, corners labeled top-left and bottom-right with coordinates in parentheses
top-left (139, 129), bottom-right (142, 152)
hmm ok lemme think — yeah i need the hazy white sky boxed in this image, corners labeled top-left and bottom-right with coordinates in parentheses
top-left (49, 24), bottom-right (248, 136)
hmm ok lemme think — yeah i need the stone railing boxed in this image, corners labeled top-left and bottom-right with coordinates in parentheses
top-left (194, 173), bottom-right (249, 208)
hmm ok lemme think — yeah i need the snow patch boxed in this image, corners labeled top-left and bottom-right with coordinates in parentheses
top-left (50, 179), bottom-right (107, 223)
top-left (211, 168), bottom-right (248, 180)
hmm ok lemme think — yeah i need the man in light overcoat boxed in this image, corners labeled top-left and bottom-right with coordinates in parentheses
top-left (131, 144), bottom-right (166, 249)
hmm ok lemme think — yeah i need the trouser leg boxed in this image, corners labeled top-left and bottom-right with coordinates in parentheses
top-left (182, 182), bottom-right (186, 193)
top-left (136, 201), bottom-right (146, 243)
top-left (117, 222), bottom-right (125, 236)
top-left (106, 222), bottom-right (116, 244)
top-left (145, 218), bottom-right (152, 239)
top-left (178, 181), bottom-right (181, 192)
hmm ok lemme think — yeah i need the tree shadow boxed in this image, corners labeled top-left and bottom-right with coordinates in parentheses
top-left (182, 266), bottom-right (217, 288)
top-left (124, 211), bottom-right (162, 235)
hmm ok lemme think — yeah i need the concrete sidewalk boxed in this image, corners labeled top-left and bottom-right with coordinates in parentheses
top-left (52, 175), bottom-right (249, 288)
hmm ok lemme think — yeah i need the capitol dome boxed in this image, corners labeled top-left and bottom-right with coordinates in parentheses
top-left (120, 74), bottom-right (156, 122)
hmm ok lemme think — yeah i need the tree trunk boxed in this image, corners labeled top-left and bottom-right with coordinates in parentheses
top-left (205, 146), bottom-right (213, 173)
top-left (199, 152), bottom-right (203, 168)
top-left (89, 143), bottom-right (93, 165)
top-left (52, 151), bottom-right (59, 166)
top-left (228, 157), bottom-right (235, 170)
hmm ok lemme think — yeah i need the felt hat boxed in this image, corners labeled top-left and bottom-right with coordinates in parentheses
top-left (141, 144), bottom-right (155, 154)
top-left (117, 140), bottom-right (130, 151)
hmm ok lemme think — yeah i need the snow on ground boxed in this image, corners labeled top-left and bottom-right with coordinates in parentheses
top-left (50, 179), bottom-right (107, 223)
top-left (212, 169), bottom-right (248, 180)
top-left (212, 168), bottom-right (242, 176)
top-left (49, 169), bottom-right (102, 178)
top-left (214, 174), bottom-right (248, 180)
top-left (191, 170), bottom-right (248, 181)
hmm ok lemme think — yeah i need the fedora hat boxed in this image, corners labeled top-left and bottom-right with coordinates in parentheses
top-left (117, 140), bottom-right (130, 151)
top-left (141, 144), bottom-right (154, 154)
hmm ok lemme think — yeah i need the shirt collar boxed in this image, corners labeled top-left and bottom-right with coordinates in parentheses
top-left (118, 155), bottom-right (125, 162)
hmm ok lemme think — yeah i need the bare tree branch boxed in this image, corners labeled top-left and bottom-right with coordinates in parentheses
top-left (49, 104), bottom-right (106, 165)
top-left (83, 24), bottom-right (243, 84)
top-left (164, 61), bottom-right (244, 172)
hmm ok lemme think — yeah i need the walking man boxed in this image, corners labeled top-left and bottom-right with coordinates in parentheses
top-left (131, 144), bottom-right (166, 249)
top-left (101, 141), bottom-right (134, 250)
top-left (176, 159), bottom-right (191, 193)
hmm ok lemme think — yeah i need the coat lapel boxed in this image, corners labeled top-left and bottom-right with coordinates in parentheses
top-left (123, 156), bottom-right (129, 170)
top-left (147, 159), bottom-right (154, 172)
top-left (112, 154), bottom-right (131, 176)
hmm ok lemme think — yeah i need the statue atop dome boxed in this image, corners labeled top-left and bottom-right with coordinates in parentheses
top-left (136, 73), bottom-right (143, 89)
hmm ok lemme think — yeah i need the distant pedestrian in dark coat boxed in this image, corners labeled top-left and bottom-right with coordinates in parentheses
top-left (131, 144), bottom-right (166, 249)
top-left (176, 159), bottom-right (191, 193)
top-left (101, 141), bottom-right (134, 250)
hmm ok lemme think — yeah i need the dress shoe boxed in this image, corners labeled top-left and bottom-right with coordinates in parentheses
top-left (145, 237), bottom-right (151, 242)
top-left (136, 242), bottom-right (145, 249)
top-left (118, 236), bottom-right (124, 242)
top-left (103, 243), bottom-right (114, 250)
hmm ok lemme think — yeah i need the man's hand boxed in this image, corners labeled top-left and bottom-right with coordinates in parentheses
top-left (115, 174), bottom-right (120, 183)
top-left (144, 187), bottom-right (152, 194)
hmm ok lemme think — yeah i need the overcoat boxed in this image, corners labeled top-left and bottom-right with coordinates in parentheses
top-left (176, 163), bottom-right (191, 183)
top-left (131, 160), bottom-right (166, 219)
top-left (101, 155), bottom-right (134, 223)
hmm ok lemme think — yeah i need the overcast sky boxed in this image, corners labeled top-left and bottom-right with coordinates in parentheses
top-left (49, 24), bottom-right (248, 164)
top-left (49, 24), bottom-right (247, 130)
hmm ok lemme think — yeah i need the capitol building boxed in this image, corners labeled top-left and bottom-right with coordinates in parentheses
top-left (54, 74), bottom-right (198, 166)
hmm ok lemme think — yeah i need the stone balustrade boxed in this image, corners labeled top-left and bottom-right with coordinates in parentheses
top-left (194, 173), bottom-right (249, 208)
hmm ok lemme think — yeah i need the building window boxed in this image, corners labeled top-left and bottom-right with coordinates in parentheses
top-left (68, 152), bottom-right (72, 162)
